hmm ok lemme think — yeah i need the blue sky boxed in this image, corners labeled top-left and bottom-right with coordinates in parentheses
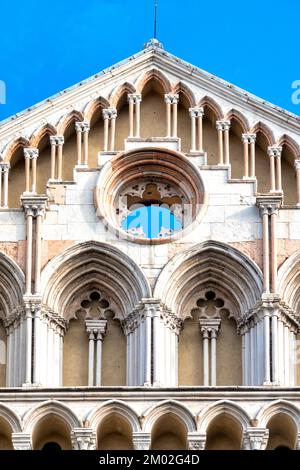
top-left (0, 0), bottom-right (299, 121)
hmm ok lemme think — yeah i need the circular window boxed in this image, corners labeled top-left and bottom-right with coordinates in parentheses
top-left (95, 148), bottom-right (207, 244)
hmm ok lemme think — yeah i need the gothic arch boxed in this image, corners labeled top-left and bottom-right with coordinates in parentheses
top-left (278, 134), bottom-right (300, 159)
top-left (110, 82), bottom-right (136, 108)
top-left (0, 252), bottom-right (24, 317)
top-left (251, 121), bottom-right (275, 146)
top-left (142, 400), bottom-right (196, 433)
top-left (154, 240), bottom-right (263, 320)
top-left (0, 403), bottom-right (22, 433)
top-left (198, 96), bottom-right (223, 120)
top-left (255, 400), bottom-right (300, 430)
top-left (278, 251), bottom-right (300, 312)
top-left (224, 109), bottom-right (249, 133)
top-left (198, 400), bottom-right (251, 433)
top-left (57, 110), bottom-right (85, 135)
top-left (3, 137), bottom-right (30, 162)
top-left (84, 96), bottom-right (111, 122)
top-left (41, 241), bottom-right (151, 318)
top-left (135, 69), bottom-right (172, 95)
top-left (173, 82), bottom-right (197, 108)
top-left (29, 123), bottom-right (57, 147)
top-left (22, 400), bottom-right (81, 433)
top-left (86, 400), bottom-right (141, 433)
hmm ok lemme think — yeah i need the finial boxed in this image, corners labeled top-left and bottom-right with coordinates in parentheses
top-left (143, 38), bottom-right (164, 50)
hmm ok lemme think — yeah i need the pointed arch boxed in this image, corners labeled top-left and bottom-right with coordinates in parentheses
top-left (278, 250), bottom-right (300, 311)
top-left (173, 81), bottom-right (197, 108)
top-left (3, 137), bottom-right (30, 162)
top-left (41, 241), bottom-right (151, 318)
top-left (84, 96), bottom-right (111, 122)
top-left (224, 109), bottom-right (249, 133)
top-left (198, 400), bottom-right (251, 433)
top-left (0, 403), bottom-right (22, 433)
top-left (154, 240), bottom-right (263, 319)
top-left (0, 252), bottom-right (24, 317)
top-left (30, 123), bottom-right (57, 147)
top-left (110, 82), bottom-right (136, 109)
top-left (86, 400), bottom-right (141, 433)
top-left (57, 110), bottom-right (85, 135)
top-left (278, 134), bottom-right (300, 159)
top-left (142, 400), bottom-right (196, 433)
top-left (255, 400), bottom-right (300, 429)
top-left (198, 95), bottom-right (223, 120)
top-left (135, 68), bottom-right (172, 95)
top-left (22, 400), bottom-right (81, 433)
top-left (251, 121), bottom-right (275, 146)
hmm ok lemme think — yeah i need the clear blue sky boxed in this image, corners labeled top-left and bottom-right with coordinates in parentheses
top-left (0, 0), bottom-right (299, 121)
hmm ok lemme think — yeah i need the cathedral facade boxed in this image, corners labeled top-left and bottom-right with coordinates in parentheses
top-left (0, 39), bottom-right (300, 450)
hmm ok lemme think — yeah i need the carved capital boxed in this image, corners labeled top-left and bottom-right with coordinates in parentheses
top-left (267, 146), bottom-right (282, 158)
top-left (24, 148), bottom-right (39, 160)
top-left (102, 108), bottom-right (117, 120)
top-left (164, 93), bottom-right (179, 105)
top-left (187, 433), bottom-right (206, 450)
top-left (71, 428), bottom-right (97, 450)
top-left (242, 133), bottom-right (256, 144)
top-left (199, 318), bottom-right (221, 338)
top-left (294, 159), bottom-right (300, 171)
top-left (132, 432), bottom-right (151, 450)
top-left (12, 433), bottom-right (32, 450)
top-left (85, 319), bottom-right (107, 340)
top-left (189, 107), bottom-right (204, 119)
top-left (128, 93), bottom-right (142, 104)
top-left (243, 428), bottom-right (269, 450)
top-left (0, 162), bottom-right (10, 172)
top-left (216, 120), bottom-right (230, 131)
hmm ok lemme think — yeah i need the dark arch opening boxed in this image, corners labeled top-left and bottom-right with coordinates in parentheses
top-left (41, 442), bottom-right (62, 451)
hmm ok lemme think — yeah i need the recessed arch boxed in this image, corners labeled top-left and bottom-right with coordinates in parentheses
top-left (173, 81), bottom-right (197, 108)
top-left (135, 68), bottom-right (172, 95)
top-left (142, 400), bottom-right (196, 433)
top-left (278, 251), bottom-right (300, 312)
top-left (110, 82), bottom-right (136, 109)
top-left (278, 134), bottom-right (300, 159)
top-left (0, 403), bottom-right (22, 433)
top-left (30, 123), bottom-right (57, 148)
top-left (41, 241), bottom-right (151, 317)
top-left (0, 252), bottom-right (24, 317)
top-left (198, 400), bottom-right (251, 434)
top-left (255, 400), bottom-right (300, 430)
top-left (86, 400), bottom-right (141, 433)
top-left (3, 136), bottom-right (30, 162)
top-left (57, 110), bottom-right (85, 135)
top-left (198, 95), bottom-right (224, 120)
top-left (225, 109), bottom-right (249, 133)
top-left (84, 96), bottom-right (111, 122)
top-left (154, 240), bottom-right (263, 319)
top-left (251, 121), bottom-right (275, 146)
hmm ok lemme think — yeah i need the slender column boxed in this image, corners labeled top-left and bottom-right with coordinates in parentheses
top-left (25, 208), bottom-right (33, 294)
top-left (50, 136), bottom-right (57, 179)
top-left (272, 313), bottom-right (279, 383)
top-left (275, 148), bottom-right (282, 192)
top-left (33, 309), bottom-right (41, 384)
top-left (190, 112), bottom-right (196, 151)
top-left (135, 95), bottom-right (141, 138)
top-left (242, 134), bottom-right (249, 178)
top-left (268, 147), bottom-right (278, 192)
top-left (250, 325), bottom-right (255, 385)
top-left (216, 121), bottom-right (224, 164)
top-left (295, 160), bottom-right (300, 206)
top-left (75, 122), bottom-right (83, 165)
top-left (103, 112), bottom-right (109, 151)
top-left (197, 108), bottom-right (204, 152)
top-left (210, 329), bottom-right (218, 386)
top-left (144, 310), bottom-right (152, 386)
top-left (172, 96), bottom-right (178, 137)
top-left (223, 121), bottom-right (230, 164)
top-left (87, 330), bottom-right (95, 386)
top-left (284, 325), bottom-right (290, 385)
top-left (110, 112), bottom-right (117, 151)
top-left (82, 122), bottom-right (90, 166)
top-left (128, 96), bottom-right (134, 137)
top-left (0, 163), bottom-right (10, 207)
top-left (202, 328), bottom-right (209, 386)
top-left (25, 307), bottom-right (32, 384)
top-left (189, 108), bottom-right (204, 152)
top-left (247, 134), bottom-right (256, 177)
top-left (244, 331), bottom-right (250, 385)
top-left (56, 136), bottom-right (64, 181)
top-left (261, 206), bottom-right (270, 293)
top-left (264, 315), bottom-right (271, 386)
top-left (95, 333), bottom-right (103, 386)
top-left (24, 148), bottom-right (39, 193)
top-left (152, 312), bottom-right (160, 386)
top-left (34, 208), bottom-right (44, 294)
top-left (165, 100), bottom-right (171, 137)
top-left (6, 326), bottom-right (13, 386)
top-left (270, 205), bottom-right (279, 293)
top-left (165, 93), bottom-right (179, 138)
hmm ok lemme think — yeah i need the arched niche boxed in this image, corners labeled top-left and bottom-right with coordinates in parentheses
top-left (150, 413), bottom-right (188, 450)
top-left (32, 414), bottom-right (72, 450)
top-left (0, 417), bottom-right (13, 450)
top-left (266, 413), bottom-right (297, 450)
top-left (205, 414), bottom-right (243, 450)
top-left (97, 413), bottom-right (134, 450)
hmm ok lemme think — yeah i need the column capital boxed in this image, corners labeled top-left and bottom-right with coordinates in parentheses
top-left (24, 148), bottom-right (39, 160)
top-left (199, 317), bottom-right (221, 337)
top-left (0, 161), bottom-right (10, 171)
top-left (189, 107), bottom-right (204, 118)
top-left (21, 195), bottom-right (48, 216)
top-left (256, 195), bottom-right (282, 215)
top-left (164, 93), bottom-right (179, 105)
top-left (56, 135), bottom-right (64, 145)
top-left (216, 120), bottom-right (230, 131)
top-left (75, 121), bottom-right (90, 132)
top-left (12, 432), bottom-right (32, 450)
top-left (243, 427), bottom-right (269, 450)
top-left (102, 108), bottom-right (117, 120)
top-left (242, 133), bottom-right (256, 144)
top-left (187, 432), bottom-right (206, 450)
top-left (267, 146), bottom-right (282, 158)
top-left (85, 319), bottom-right (107, 340)
top-left (128, 93), bottom-right (142, 104)
top-left (71, 428), bottom-right (97, 450)
top-left (294, 159), bottom-right (300, 170)
top-left (132, 432), bottom-right (151, 450)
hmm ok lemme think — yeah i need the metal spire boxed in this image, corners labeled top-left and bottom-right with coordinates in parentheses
top-left (154, 0), bottom-right (158, 39)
